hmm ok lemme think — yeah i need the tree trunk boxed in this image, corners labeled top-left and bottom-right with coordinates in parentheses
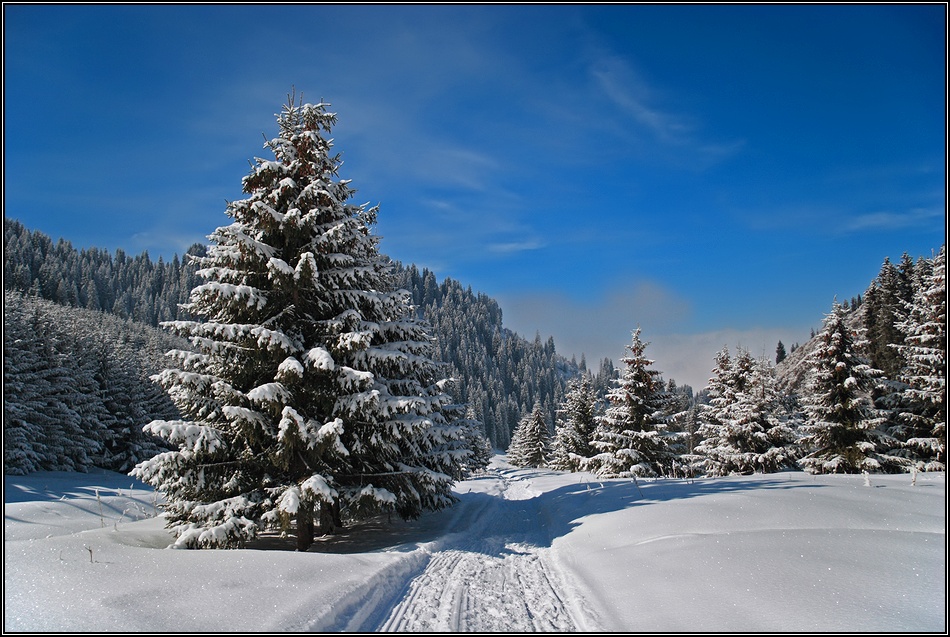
top-left (296, 502), bottom-right (314, 551)
top-left (317, 502), bottom-right (336, 535)
top-left (332, 499), bottom-right (343, 529)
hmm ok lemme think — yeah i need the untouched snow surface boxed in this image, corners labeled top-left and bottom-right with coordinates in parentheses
top-left (4, 457), bottom-right (946, 632)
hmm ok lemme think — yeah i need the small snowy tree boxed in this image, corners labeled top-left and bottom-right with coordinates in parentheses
top-left (507, 403), bottom-right (551, 468)
top-left (464, 418), bottom-right (494, 476)
top-left (443, 401), bottom-right (491, 476)
top-left (799, 302), bottom-right (906, 474)
top-left (584, 328), bottom-right (676, 478)
top-left (549, 374), bottom-right (599, 472)
top-left (132, 92), bottom-right (462, 549)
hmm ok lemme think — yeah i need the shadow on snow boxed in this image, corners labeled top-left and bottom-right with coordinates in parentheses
top-left (293, 470), bottom-right (829, 556)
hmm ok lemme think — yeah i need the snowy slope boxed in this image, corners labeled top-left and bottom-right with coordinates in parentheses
top-left (4, 459), bottom-right (946, 632)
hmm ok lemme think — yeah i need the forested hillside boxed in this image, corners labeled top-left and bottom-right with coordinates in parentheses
top-left (4, 218), bottom-right (203, 326)
top-left (4, 290), bottom-right (183, 474)
top-left (4, 217), bottom-right (944, 476)
top-left (3, 218), bottom-right (593, 453)
top-left (397, 264), bottom-right (586, 448)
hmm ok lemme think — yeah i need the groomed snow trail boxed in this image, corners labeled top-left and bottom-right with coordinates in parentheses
top-left (375, 467), bottom-right (594, 632)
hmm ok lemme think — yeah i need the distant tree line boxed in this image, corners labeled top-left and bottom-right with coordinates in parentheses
top-left (4, 218), bottom-right (204, 326)
top-left (396, 264), bottom-right (612, 449)
top-left (509, 246), bottom-right (946, 477)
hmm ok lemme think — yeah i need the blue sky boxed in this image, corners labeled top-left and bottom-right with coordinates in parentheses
top-left (4, 4), bottom-right (946, 389)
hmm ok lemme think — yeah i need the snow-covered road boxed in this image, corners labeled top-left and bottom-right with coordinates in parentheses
top-left (375, 466), bottom-right (598, 632)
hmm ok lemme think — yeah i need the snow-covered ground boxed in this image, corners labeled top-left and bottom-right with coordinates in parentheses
top-left (4, 457), bottom-right (946, 632)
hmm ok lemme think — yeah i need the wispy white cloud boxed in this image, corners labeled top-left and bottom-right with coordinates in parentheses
top-left (487, 239), bottom-right (546, 254)
top-left (738, 202), bottom-right (945, 238)
top-left (587, 55), bottom-right (745, 166)
top-left (840, 207), bottom-right (945, 233)
top-left (591, 58), bottom-right (692, 145)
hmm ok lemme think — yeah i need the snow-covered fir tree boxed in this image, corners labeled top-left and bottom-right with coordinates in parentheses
top-left (444, 400), bottom-right (493, 476)
top-left (891, 245), bottom-right (946, 470)
top-left (132, 93), bottom-right (465, 549)
top-left (549, 373), bottom-right (599, 472)
top-left (463, 411), bottom-right (494, 476)
top-left (864, 255), bottom-right (917, 380)
top-left (798, 301), bottom-right (906, 474)
top-left (584, 328), bottom-right (676, 478)
top-left (507, 403), bottom-right (551, 468)
top-left (693, 347), bottom-right (798, 476)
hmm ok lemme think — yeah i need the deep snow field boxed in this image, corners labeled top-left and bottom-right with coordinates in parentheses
top-left (4, 457), bottom-right (946, 632)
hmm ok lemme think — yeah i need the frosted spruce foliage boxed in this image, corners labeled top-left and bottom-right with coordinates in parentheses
top-left (132, 93), bottom-right (467, 549)
top-left (507, 403), bottom-right (551, 468)
top-left (798, 302), bottom-right (906, 474)
top-left (548, 373), bottom-right (600, 472)
top-left (4, 290), bottom-right (178, 475)
top-left (583, 328), bottom-right (678, 478)
top-left (692, 346), bottom-right (799, 476)
top-left (891, 244), bottom-right (946, 470)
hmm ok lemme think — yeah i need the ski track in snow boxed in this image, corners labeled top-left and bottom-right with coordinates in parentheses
top-left (373, 468), bottom-right (593, 632)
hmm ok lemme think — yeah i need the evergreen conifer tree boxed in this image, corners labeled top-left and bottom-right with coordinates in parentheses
top-left (549, 374), bottom-right (599, 471)
top-left (132, 93), bottom-right (462, 549)
top-left (892, 245), bottom-right (946, 470)
top-left (799, 302), bottom-right (906, 474)
top-left (694, 348), bottom-right (797, 475)
top-left (460, 405), bottom-right (494, 475)
top-left (585, 328), bottom-right (675, 478)
top-left (506, 403), bottom-right (551, 468)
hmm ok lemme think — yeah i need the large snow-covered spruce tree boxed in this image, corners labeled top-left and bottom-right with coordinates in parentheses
top-left (798, 302), bottom-right (905, 474)
top-left (132, 93), bottom-right (465, 549)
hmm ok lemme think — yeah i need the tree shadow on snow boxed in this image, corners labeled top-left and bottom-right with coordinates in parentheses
top-left (295, 470), bottom-right (830, 556)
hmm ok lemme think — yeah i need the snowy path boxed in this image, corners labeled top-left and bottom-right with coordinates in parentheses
top-left (374, 467), bottom-right (597, 632)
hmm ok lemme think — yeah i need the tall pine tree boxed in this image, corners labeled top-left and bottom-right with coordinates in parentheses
top-left (133, 93), bottom-right (463, 549)
top-left (549, 373), bottom-right (599, 472)
top-left (694, 347), bottom-right (798, 476)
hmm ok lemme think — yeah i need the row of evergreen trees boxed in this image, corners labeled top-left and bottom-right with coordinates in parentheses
top-left (3, 90), bottom-right (943, 552)
top-left (3, 218), bottom-right (204, 326)
top-left (509, 246), bottom-right (945, 478)
top-left (4, 290), bottom-right (180, 474)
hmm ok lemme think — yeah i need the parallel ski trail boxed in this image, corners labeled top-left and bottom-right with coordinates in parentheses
top-left (376, 468), bottom-right (588, 632)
